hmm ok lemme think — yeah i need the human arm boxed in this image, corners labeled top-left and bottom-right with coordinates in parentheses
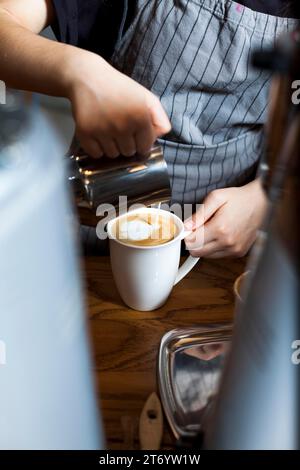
top-left (0, 0), bottom-right (171, 157)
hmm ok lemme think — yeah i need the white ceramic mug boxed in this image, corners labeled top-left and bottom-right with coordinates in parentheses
top-left (107, 208), bottom-right (199, 311)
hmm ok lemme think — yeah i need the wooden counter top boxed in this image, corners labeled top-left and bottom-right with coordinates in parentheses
top-left (84, 256), bottom-right (246, 449)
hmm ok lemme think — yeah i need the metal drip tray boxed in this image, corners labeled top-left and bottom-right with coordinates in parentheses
top-left (158, 324), bottom-right (232, 441)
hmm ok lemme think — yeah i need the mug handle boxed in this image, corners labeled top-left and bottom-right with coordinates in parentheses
top-left (174, 231), bottom-right (200, 286)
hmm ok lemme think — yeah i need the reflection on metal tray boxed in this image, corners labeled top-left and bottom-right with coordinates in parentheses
top-left (158, 324), bottom-right (232, 441)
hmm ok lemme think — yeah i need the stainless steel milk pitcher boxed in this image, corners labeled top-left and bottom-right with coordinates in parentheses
top-left (67, 143), bottom-right (171, 226)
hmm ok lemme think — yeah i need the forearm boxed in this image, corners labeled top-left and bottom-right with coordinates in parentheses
top-left (0, 8), bottom-right (100, 99)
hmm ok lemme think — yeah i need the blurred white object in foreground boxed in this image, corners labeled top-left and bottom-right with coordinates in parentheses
top-left (0, 93), bottom-right (103, 449)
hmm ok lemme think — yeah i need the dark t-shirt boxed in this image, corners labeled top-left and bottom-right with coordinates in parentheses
top-left (240, 0), bottom-right (296, 16)
top-left (51, 1), bottom-right (299, 60)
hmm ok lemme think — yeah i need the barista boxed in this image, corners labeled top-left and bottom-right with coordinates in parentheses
top-left (0, 0), bottom-right (298, 257)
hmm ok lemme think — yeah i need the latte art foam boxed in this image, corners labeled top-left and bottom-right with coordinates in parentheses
top-left (114, 212), bottom-right (178, 247)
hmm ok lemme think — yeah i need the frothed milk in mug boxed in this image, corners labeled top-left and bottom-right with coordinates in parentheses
top-left (112, 211), bottom-right (178, 247)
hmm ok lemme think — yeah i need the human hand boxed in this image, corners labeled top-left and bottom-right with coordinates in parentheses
top-left (184, 179), bottom-right (267, 258)
top-left (66, 52), bottom-right (171, 158)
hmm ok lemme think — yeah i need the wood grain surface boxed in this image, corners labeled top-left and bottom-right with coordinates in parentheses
top-left (84, 256), bottom-right (246, 449)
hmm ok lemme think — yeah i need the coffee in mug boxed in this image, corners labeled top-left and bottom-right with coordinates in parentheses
top-left (112, 211), bottom-right (178, 247)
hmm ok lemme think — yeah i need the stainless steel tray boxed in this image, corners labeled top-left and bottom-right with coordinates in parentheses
top-left (158, 324), bottom-right (232, 441)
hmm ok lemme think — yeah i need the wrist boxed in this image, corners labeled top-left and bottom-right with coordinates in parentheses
top-left (248, 179), bottom-right (268, 222)
top-left (252, 178), bottom-right (267, 202)
top-left (62, 47), bottom-right (111, 99)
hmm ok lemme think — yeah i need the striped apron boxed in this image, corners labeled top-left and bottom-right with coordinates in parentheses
top-left (110, 0), bottom-right (297, 204)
